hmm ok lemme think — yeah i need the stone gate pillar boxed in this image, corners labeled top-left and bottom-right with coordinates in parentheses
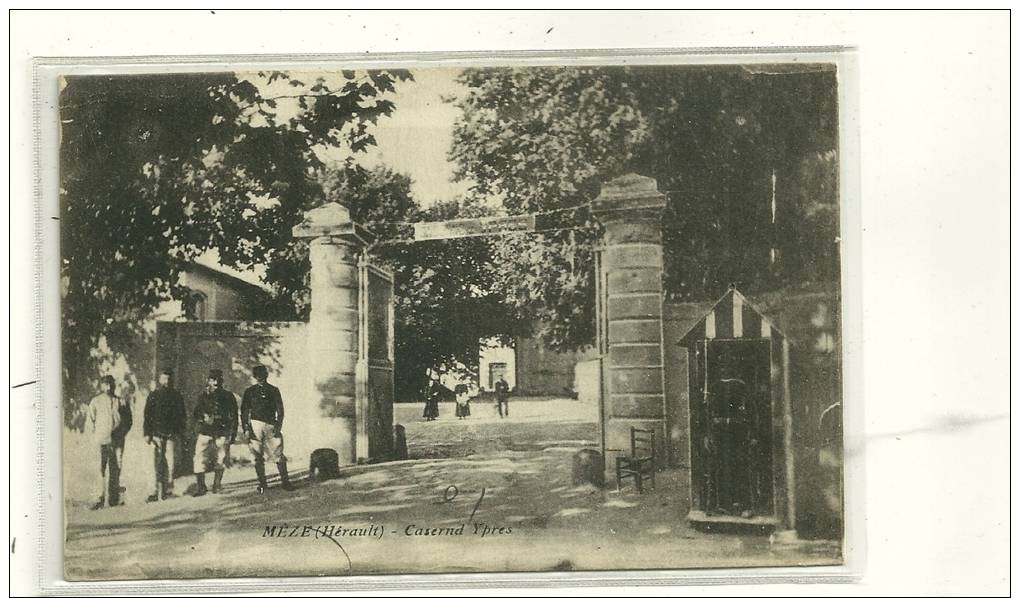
top-left (592, 174), bottom-right (668, 476)
top-left (293, 203), bottom-right (373, 465)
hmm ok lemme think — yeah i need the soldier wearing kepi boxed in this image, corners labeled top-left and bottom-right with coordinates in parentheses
top-left (241, 365), bottom-right (294, 494)
top-left (191, 369), bottom-right (238, 497)
top-left (144, 369), bottom-right (187, 502)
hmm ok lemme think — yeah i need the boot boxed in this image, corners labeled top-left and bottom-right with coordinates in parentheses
top-left (147, 481), bottom-right (162, 503)
top-left (211, 469), bottom-right (224, 494)
top-left (277, 461), bottom-right (295, 491)
top-left (193, 472), bottom-right (208, 497)
top-left (254, 460), bottom-right (268, 494)
top-left (162, 479), bottom-right (176, 500)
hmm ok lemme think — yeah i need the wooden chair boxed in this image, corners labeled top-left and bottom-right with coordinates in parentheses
top-left (616, 428), bottom-right (656, 493)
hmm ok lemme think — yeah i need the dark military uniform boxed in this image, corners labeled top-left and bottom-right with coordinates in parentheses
top-left (144, 384), bottom-right (187, 498)
top-left (240, 382), bottom-right (285, 463)
top-left (495, 378), bottom-right (510, 418)
top-left (192, 387), bottom-right (239, 474)
top-left (241, 376), bottom-right (293, 492)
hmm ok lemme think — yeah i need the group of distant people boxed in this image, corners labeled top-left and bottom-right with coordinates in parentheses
top-left (85, 365), bottom-right (294, 510)
top-left (421, 374), bottom-right (511, 421)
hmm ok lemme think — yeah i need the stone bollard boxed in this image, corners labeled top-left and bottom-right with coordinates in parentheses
top-left (392, 425), bottom-right (408, 461)
top-left (572, 448), bottom-right (605, 487)
top-left (309, 448), bottom-right (341, 482)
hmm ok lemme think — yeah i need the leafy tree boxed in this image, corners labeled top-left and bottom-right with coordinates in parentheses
top-left (450, 65), bottom-right (840, 352)
top-left (378, 196), bottom-right (518, 401)
top-left (383, 213), bottom-right (518, 400)
top-left (279, 166), bottom-right (516, 401)
top-left (266, 163), bottom-right (423, 318)
top-left (59, 69), bottom-right (410, 421)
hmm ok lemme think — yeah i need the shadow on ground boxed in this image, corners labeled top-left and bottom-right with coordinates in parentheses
top-left (65, 399), bottom-right (840, 579)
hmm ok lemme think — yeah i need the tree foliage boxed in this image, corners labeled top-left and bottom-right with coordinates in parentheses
top-left (282, 166), bottom-right (515, 401)
top-left (59, 69), bottom-right (410, 417)
top-left (449, 65), bottom-right (840, 352)
top-left (371, 197), bottom-right (517, 401)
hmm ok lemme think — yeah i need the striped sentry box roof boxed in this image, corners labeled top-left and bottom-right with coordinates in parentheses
top-left (679, 287), bottom-right (788, 346)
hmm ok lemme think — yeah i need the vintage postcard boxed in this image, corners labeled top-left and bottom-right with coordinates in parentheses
top-left (58, 57), bottom-right (848, 580)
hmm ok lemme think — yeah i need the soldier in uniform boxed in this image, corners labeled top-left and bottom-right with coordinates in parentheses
top-left (109, 378), bottom-right (132, 506)
top-left (87, 375), bottom-right (121, 510)
top-left (191, 369), bottom-right (238, 497)
top-left (240, 365), bottom-right (294, 494)
top-left (143, 369), bottom-right (187, 502)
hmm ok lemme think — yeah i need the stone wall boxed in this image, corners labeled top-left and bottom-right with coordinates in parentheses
top-left (154, 321), bottom-right (314, 473)
top-left (514, 336), bottom-right (597, 396)
top-left (65, 265), bottom-right (270, 430)
top-left (574, 358), bottom-right (602, 405)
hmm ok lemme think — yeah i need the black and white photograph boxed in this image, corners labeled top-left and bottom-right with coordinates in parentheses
top-left (57, 59), bottom-right (846, 579)
top-left (8, 9), bottom-right (1012, 596)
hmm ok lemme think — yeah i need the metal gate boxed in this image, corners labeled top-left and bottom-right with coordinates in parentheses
top-left (356, 254), bottom-right (395, 462)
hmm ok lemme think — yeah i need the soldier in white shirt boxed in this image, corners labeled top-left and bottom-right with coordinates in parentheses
top-left (87, 375), bottom-right (121, 510)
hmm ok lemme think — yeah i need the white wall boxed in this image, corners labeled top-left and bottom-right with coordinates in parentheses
top-left (478, 338), bottom-right (515, 391)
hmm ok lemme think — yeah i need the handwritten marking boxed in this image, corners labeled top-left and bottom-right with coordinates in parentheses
top-left (468, 487), bottom-right (486, 523)
top-left (313, 527), bottom-right (353, 573)
top-left (432, 484), bottom-right (488, 523)
top-left (436, 484), bottom-right (459, 504)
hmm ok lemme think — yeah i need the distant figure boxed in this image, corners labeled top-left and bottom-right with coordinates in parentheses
top-left (241, 365), bottom-right (294, 494)
top-left (494, 374), bottom-right (510, 418)
top-left (143, 369), bottom-right (187, 502)
top-left (87, 375), bottom-right (121, 510)
top-left (423, 378), bottom-right (441, 421)
top-left (454, 384), bottom-right (471, 420)
top-left (191, 369), bottom-right (238, 497)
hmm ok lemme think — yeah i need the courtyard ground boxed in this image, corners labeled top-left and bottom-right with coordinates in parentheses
top-left (63, 398), bottom-right (840, 580)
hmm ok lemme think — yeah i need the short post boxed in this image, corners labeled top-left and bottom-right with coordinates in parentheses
top-left (572, 448), bottom-right (606, 487)
top-left (392, 424), bottom-right (408, 461)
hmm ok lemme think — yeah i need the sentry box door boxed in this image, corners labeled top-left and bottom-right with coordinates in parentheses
top-left (696, 339), bottom-right (774, 518)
